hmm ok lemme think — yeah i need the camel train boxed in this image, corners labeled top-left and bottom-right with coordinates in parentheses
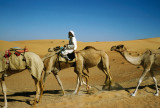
top-left (0, 46), bottom-right (112, 107)
top-left (0, 44), bottom-right (160, 107)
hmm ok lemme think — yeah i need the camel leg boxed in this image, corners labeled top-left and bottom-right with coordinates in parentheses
top-left (74, 75), bottom-right (91, 94)
top-left (82, 68), bottom-right (91, 90)
top-left (74, 53), bottom-right (83, 94)
top-left (149, 71), bottom-right (159, 96)
top-left (53, 72), bottom-right (65, 95)
top-left (131, 69), bottom-right (150, 96)
top-left (32, 76), bottom-right (40, 105)
top-left (105, 58), bottom-right (112, 90)
top-left (74, 71), bottom-right (83, 94)
top-left (38, 75), bottom-right (44, 103)
top-left (73, 75), bottom-right (80, 94)
top-left (76, 73), bottom-right (82, 95)
top-left (74, 69), bottom-right (83, 95)
top-left (43, 71), bottom-right (51, 83)
top-left (104, 68), bottom-right (112, 90)
top-left (99, 56), bottom-right (112, 90)
top-left (81, 78), bottom-right (91, 90)
top-left (82, 72), bottom-right (90, 93)
top-left (1, 76), bottom-right (7, 108)
top-left (98, 65), bottom-right (111, 90)
top-left (83, 75), bottom-right (89, 93)
top-left (101, 70), bottom-right (109, 90)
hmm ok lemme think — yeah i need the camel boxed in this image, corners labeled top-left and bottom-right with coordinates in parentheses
top-left (43, 47), bottom-right (90, 95)
top-left (74, 46), bottom-right (112, 94)
top-left (0, 50), bottom-right (44, 108)
top-left (42, 49), bottom-right (75, 95)
top-left (111, 44), bottom-right (160, 96)
top-left (42, 46), bottom-right (112, 94)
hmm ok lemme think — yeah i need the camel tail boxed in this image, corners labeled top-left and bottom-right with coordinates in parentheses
top-left (43, 70), bottom-right (48, 83)
top-left (39, 70), bottom-right (44, 101)
top-left (40, 70), bottom-right (44, 85)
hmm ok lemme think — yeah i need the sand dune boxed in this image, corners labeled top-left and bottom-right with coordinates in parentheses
top-left (0, 37), bottom-right (160, 108)
top-left (1, 37), bottom-right (160, 54)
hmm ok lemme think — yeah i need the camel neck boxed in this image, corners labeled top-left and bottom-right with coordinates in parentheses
top-left (120, 50), bottom-right (143, 65)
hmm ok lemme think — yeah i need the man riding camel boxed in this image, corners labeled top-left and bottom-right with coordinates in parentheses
top-left (61, 30), bottom-right (77, 60)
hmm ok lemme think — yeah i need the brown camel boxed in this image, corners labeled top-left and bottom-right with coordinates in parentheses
top-left (42, 46), bottom-right (112, 94)
top-left (111, 45), bottom-right (160, 96)
top-left (0, 51), bottom-right (44, 108)
top-left (74, 46), bottom-right (112, 94)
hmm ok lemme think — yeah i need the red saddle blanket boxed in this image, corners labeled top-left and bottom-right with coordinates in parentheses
top-left (4, 47), bottom-right (28, 58)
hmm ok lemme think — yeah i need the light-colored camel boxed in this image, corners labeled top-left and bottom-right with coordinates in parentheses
top-left (74, 46), bottom-right (112, 94)
top-left (43, 48), bottom-right (90, 95)
top-left (42, 46), bottom-right (112, 94)
top-left (111, 44), bottom-right (160, 96)
top-left (42, 50), bottom-right (76, 95)
top-left (0, 51), bottom-right (44, 108)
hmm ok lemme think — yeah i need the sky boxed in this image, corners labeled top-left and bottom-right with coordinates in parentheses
top-left (0, 0), bottom-right (160, 42)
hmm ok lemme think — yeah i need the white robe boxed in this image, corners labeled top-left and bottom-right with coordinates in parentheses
top-left (61, 36), bottom-right (77, 55)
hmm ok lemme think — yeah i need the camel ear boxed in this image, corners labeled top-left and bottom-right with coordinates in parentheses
top-left (116, 45), bottom-right (124, 49)
top-left (120, 45), bottom-right (124, 48)
top-left (48, 48), bottom-right (52, 52)
top-left (148, 50), bottom-right (152, 55)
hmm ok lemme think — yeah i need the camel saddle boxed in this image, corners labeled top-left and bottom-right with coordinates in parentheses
top-left (4, 47), bottom-right (28, 57)
top-left (58, 52), bottom-right (76, 63)
top-left (4, 47), bottom-right (29, 64)
top-left (52, 46), bottom-right (76, 63)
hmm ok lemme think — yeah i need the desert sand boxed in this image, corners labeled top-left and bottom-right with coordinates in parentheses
top-left (0, 37), bottom-right (160, 108)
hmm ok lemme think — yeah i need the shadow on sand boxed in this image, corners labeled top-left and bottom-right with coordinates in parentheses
top-left (0, 84), bottom-right (159, 106)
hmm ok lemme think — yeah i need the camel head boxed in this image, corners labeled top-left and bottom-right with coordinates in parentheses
top-left (48, 46), bottom-right (61, 52)
top-left (111, 45), bottom-right (127, 52)
top-left (48, 48), bottom-right (54, 52)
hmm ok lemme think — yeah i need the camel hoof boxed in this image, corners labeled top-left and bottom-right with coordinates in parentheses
top-left (2, 105), bottom-right (8, 108)
top-left (154, 93), bottom-right (159, 96)
top-left (32, 100), bottom-right (38, 106)
top-left (61, 91), bottom-right (65, 96)
top-left (72, 91), bottom-right (77, 95)
top-left (102, 85), bottom-right (106, 90)
top-left (73, 92), bottom-right (79, 95)
top-left (88, 85), bottom-right (92, 89)
top-left (131, 93), bottom-right (136, 96)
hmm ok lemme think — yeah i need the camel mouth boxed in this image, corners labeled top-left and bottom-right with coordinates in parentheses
top-left (110, 46), bottom-right (117, 51)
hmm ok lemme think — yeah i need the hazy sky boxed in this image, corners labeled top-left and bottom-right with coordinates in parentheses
top-left (0, 0), bottom-right (160, 42)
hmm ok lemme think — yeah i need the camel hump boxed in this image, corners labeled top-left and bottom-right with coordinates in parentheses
top-left (83, 46), bottom-right (97, 50)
